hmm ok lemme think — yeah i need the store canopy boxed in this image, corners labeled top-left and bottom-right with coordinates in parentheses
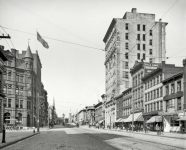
top-left (177, 116), bottom-right (186, 121)
top-left (124, 112), bottom-right (144, 122)
top-left (99, 119), bottom-right (104, 124)
top-left (115, 118), bottom-right (122, 123)
top-left (146, 116), bottom-right (162, 123)
top-left (119, 118), bottom-right (127, 122)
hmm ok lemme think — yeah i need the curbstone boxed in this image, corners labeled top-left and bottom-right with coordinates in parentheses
top-left (0, 132), bottom-right (40, 149)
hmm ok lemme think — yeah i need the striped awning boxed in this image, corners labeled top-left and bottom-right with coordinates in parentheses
top-left (115, 118), bottom-right (122, 123)
top-left (124, 112), bottom-right (144, 122)
top-left (146, 116), bottom-right (162, 123)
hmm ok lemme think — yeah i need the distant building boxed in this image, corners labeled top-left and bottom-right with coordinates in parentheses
top-left (94, 101), bottom-right (104, 127)
top-left (103, 8), bottom-right (168, 128)
top-left (85, 106), bottom-right (95, 125)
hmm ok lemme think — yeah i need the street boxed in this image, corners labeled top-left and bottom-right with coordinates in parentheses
top-left (3, 124), bottom-right (186, 150)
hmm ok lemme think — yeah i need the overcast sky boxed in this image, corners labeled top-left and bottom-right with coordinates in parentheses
top-left (0, 0), bottom-right (186, 117)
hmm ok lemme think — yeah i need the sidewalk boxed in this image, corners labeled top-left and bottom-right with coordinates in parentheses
top-left (0, 131), bottom-right (39, 149)
top-left (81, 125), bottom-right (186, 140)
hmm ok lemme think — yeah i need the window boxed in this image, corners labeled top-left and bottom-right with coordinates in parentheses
top-left (137, 53), bottom-right (140, 60)
top-left (3, 85), bottom-right (7, 94)
top-left (27, 77), bottom-right (31, 83)
top-left (171, 84), bottom-right (175, 94)
top-left (166, 86), bottom-right (169, 95)
top-left (125, 81), bottom-right (129, 88)
top-left (3, 99), bottom-right (7, 107)
top-left (20, 87), bottom-right (23, 96)
top-left (151, 91), bottom-right (153, 100)
top-left (126, 33), bottom-right (129, 40)
top-left (125, 62), bottom-right (129, 69)
top-left (177, 81), bottom-right (181, 91)
top-left (160, 101), bottom-right (163, 110)
top-left (154, 89), bottom-right (156, 99)
top-left (125, 72), bottom-right (129, 78)
top-left (145, 94), bottom-right (147, 102)
top-left (157, 102), bottom-right (159, 110)
top-left (154, 102), bottom-right (156, 111)
top-left (3, 71), bottom-right (7, 79)
top-left (20, 100), bottom-right (23, 108)
top-left (143, 44), bottom-right (146, 51)
top-left (143, 34), bottom-right (145, 41)
top-left (152, 90), bottom-right (154, 100)
top-left (150, 30), bottom-right (153, 36)
top-left (137, 34), bottom-right (140, 41)
top-left (149, 39), bottom-right (152, 45)
top-left (126, 23), bottom-right (128, 30)
top-left (125, 53), bottom-right (128, 59)
top-left (16, 74), bottom-right (19, 82)
top-left (8, 84), bottom-right (12, 94)
top-left (8, 61), bottom-right (11, 66)
top-left (143, 54), bottom-right (145, 60)
top-left (122, 71), bottom-right (125, 78)
top-left (8, 71), bottom-right (12, 80)
top-left (149, 49), bottom-right (153, 55)
top-left (149, 58), bottom-right (153, 63)
top-left (125, 43), bottom-right (129, 49)
top-left (157, 76), bottom-right (159, 84)
top-left (177, 97), bottom-right (181, 110)
top-left (143, 25), bottom-right (146, 31)
top-left (8, 99), bottom-right (11, 107)
top-left (137, 24), bottom-right (140, 31)
top-left (20, 75), bottom-right (24, 83)
top-left (157, 89), bottom-right (159, 98)
top-left (16, 99), bottom-right (19, 108)
top-left (160, 74), bottom-right (162, 82)
top-left (160, 87), bottom-right (163, 97)
top-left (137, 44), bottom-right (140, 50)
top-left (16, 86), bottom-right (19, 95)
top-left (117, 36), bottom-right (120, 41)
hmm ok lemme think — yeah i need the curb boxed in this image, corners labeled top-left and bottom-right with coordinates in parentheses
top-left (0, 132), bottom-right (40, 149)
top-left (81, 126), bottom-right (186, 140)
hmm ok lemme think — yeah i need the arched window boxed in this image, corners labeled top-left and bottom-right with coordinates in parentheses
top-left (4, 112), bottom-right (10, 124)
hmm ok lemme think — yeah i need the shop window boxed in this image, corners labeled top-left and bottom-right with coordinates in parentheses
top-left (177, 81), bottom-right (181, 91)
top-left (177, 97), bottom-right (181, 110)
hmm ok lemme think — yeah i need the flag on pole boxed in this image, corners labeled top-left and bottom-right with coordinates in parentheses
top-left (37, 32), bottom-right (49, 49)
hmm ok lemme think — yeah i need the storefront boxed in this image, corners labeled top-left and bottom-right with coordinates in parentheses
top-left (124, 112), bottom-right (144, 130)
top-left (145, 116), bottom-right (163, 131)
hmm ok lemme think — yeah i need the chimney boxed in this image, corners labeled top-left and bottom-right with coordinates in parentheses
top-left (132, 8), bottom-right (137, 13)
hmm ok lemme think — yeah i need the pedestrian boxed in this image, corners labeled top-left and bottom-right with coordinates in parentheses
top-left (180, 124), bottom-right (185, 134)
top-left (144, 124), bottom-right (147, 133)
top-left (160, 125), bottom-right (164, 135)
top-left (156, 124), bottom-right (160, 135)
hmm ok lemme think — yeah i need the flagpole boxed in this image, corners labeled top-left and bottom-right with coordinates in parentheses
top-left (36, 29), bottom-right (37, 52)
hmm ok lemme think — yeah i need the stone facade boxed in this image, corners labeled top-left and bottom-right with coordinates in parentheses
top-left (3, 45), bottom-right (48, 127)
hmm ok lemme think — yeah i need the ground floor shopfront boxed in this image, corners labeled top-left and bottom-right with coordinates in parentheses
top-left (144, 111), bottom-right (186, 132)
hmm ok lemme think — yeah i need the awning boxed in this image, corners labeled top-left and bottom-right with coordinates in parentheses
top-left (115, 118), bottom-right (122, 123)
top-left (146, 116), bottom-right (162, 123)
top-left (124, 112), bottom-right (144, 122)
top-left (119, 118), bottom-right (127, 122)
top-left (99, 119), bottom-right (104, 124)
top-left (177, 116), bottom-right (186, 121)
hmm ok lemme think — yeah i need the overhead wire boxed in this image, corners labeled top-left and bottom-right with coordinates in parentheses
top-left (1, 26), bottom-right (105, 51)
top-left (5, 0), bottom-right (102, 48)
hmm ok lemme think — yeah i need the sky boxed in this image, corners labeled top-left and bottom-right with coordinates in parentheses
top-left (0, 0), bottom-right (186, 117)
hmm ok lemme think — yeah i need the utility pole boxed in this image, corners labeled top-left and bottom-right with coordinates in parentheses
top-left (1, 35), bottom-right (11, 143)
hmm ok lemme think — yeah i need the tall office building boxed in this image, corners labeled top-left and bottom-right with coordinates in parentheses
top-left (103, 8), bottom-right (167, 128)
